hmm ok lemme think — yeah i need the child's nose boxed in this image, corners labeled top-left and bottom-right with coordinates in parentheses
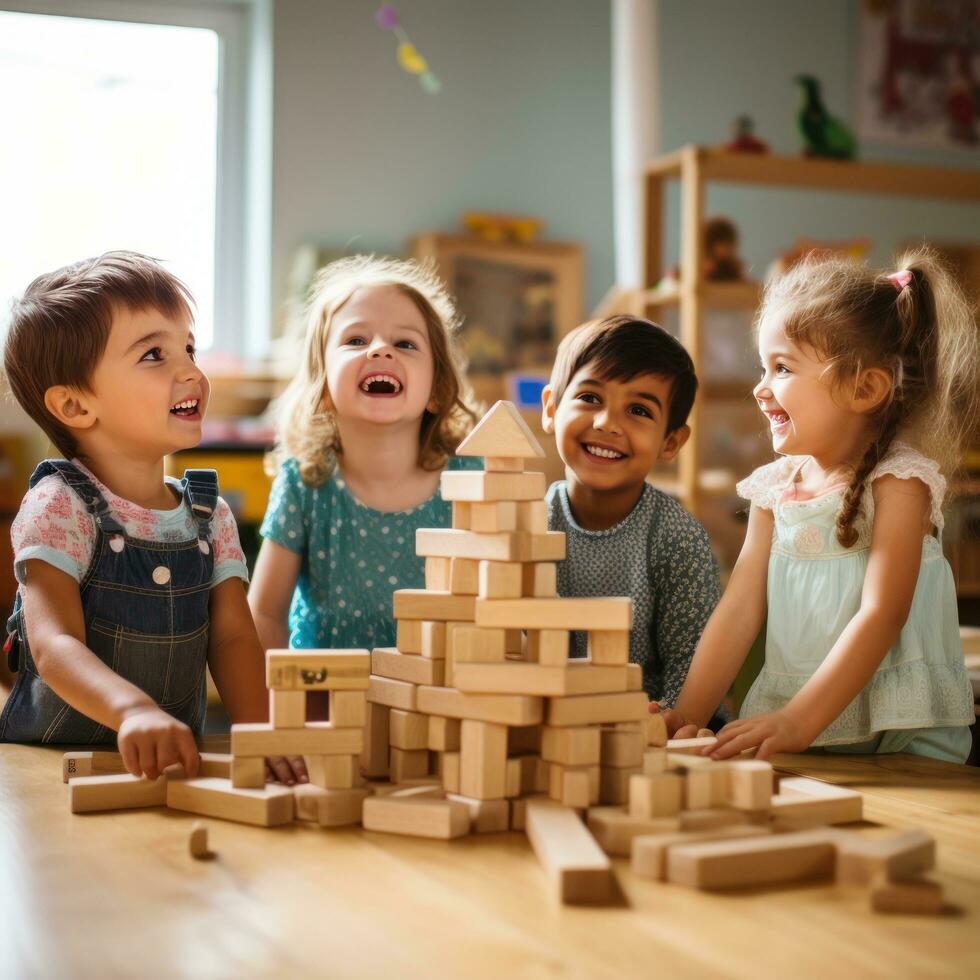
top-left (368, 340), bottom-right (394, 358)
top-left (594, 408), bottom-right (622, 433)
top-left (753, 377), bottom-right (771, 401)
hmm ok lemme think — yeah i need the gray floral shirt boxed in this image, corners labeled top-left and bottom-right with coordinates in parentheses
top-left (546, 481), bottom-right (721, 707)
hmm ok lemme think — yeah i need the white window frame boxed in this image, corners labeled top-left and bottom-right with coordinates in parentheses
top-left (0, 0), bottom-right (269, 356)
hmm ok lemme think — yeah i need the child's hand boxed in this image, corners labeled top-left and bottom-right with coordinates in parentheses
top-left (649, 701), bottom-right (700, 739)
top-left (265, 756), bottom-right (309, 785)
top-left (117, 706), bottom-right (199, 780)
top-left (708, 708), bottom-right (809, 761)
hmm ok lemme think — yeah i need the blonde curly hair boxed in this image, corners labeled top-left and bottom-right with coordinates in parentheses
top-left (269, 255), bottom-right (477, 486)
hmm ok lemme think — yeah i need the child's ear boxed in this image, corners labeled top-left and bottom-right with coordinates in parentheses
top-left (44, 385), bottom-right (96, 431)
top-left (540, 384), bottom-right (556, 434)
top-left (851, 367), bottom-right (892, 414)
top-left (658, 424), bottom-right (690, 463)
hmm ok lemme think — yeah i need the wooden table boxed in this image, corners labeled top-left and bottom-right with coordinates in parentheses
top-left (1, 742), bottom-right (978, 979)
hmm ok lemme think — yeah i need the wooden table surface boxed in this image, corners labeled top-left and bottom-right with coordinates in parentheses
top-left (2, 741), bottom-right (978, 979)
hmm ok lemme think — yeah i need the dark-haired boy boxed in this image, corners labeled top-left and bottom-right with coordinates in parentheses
top-left (541, 315), bottom-right (721, 712)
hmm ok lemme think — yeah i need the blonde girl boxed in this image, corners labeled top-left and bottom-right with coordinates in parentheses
top-left (249, 255), bottom-right (477, 653)
top-left (663, 249), bottom-right (978, 763)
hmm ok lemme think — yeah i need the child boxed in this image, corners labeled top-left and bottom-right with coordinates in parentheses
top-left (249, 255), bottom-right (478, 655)
top-left (540, 315), bottom-right (721, 709)
top-left (664, 250), bottom-right (977, 763)
top-left (1, 252), bottom-right (300, 783)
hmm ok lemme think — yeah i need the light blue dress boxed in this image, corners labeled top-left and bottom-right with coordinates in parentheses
top-left (736, 442), bottom-right (974, 764)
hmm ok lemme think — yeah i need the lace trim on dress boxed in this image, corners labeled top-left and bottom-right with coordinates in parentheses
top-left (868, 441), bottom-right (947, 533)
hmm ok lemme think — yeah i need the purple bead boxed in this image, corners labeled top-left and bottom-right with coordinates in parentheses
top-left (374, 5), bottom-right (399, 30)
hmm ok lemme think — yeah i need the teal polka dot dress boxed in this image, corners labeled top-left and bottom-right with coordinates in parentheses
top-left (260, 456), bottom-right (480, 649)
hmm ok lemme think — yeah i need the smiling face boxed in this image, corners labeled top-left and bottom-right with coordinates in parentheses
top-left (323, 285), bottom-right (435, 429)
top-left (542, 364), bottom-right (688, 495)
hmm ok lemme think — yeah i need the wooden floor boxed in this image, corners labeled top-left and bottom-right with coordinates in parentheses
top-left (1, 740), bottom-right (978, 979)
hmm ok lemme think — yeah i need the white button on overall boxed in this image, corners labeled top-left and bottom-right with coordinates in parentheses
top-left (152, 566), bottom-right (171, 586)
top-left (109, 535), bottom-right (125, 553)
top-left (198, 539), bottom-right (210, 555)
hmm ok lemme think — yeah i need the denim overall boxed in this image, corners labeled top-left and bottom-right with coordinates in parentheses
top-left (1, 461), bottom-right (218, 744)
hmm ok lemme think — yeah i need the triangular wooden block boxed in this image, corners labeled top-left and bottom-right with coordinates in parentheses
top-left (457, 400), bottom-right (545, 459)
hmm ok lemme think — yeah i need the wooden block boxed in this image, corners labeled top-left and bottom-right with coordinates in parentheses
top-left (424, 557), bottom-right (451, 592)
top-left (443, 620), bottom-right (468, 688)
top-left (516, 499), bottom-right (548, 534)
top-left (526, 629), bottom-right (570, 666)
top-left (421, 620), bottom-right (446, 659)
top-left (329, 690), bottom-right (367, 728)
top-left (588, 631), bottom-right (629, 666)
top-left (685, 763), bottom-right (730, 809)
top-left (679, 808), bottom-right (755, 831)
top-left (396, 617), bottom-right (424, 653)
top-left (389, 709), bottom-right (430, 750)
top-left (505, 756), bottom-right (539, 797)
top-left (630, 772), bottom-right (683, 819)
top-left (510, 793), bottom-right (546, 831)
top-left (631, 825), bottom-right (772, 879)
top-left (231, 722), bottom-right (362, 757)
top-left (667, 829), bottom-right (837, 889)
top-left (231, 756), bottom-right (266, 788)
top-left (600, 728), bottom-right (645, 768)
top-left (306, 754), bottom-right (355, 789)
top-left (728, 760), bottom-right (773, 810)
top-left (870, 876), bottom-right (944, 915)
top-left (522, 561), bottom-right (557, 597)
top-left (454, 661), bottom-right (628, 698)
top-left (440, 469), bottom-right (547, 502)
top-left (599, 765), bottom-right (642, 805)
top-left (294, 785), bottom-right (369, 827)
top-left (646, 712), bottom-right (668, 747)
top-left (549, 763), bottom-right (600, 807)
top-left (643, 748), bottom-right (668, 775)
top-left (428, 716), bottom-right (461, 752)
top-left (375, 780), bottom-right (443, 799)
top-left (417, 529), bottom-right (565, 563)
top-left (62, 751), bottom-right (125, 782)
top-left (360, 701), bottom-right (390, 779)
top-left (266, 649), bottom-right (370, 691)
top-left (167, 778), bottom-right (295, 827)
top-left (449, 557), bottom-right (480, 595)
top-left (362, 795), bottom-right (470, 839)
top-left (451, 502), bottom-right (470, 530)
top-left (455, 400), bottom-right (545, 459)
top-left (392, 589), bottom-right (476, 622)
top-left (469, 501), bottom-right (518, 533)
top-left (478, 560), bottom-right (523, 599)
top-left (417, 685), bottom-right (544, 726)
top-left (372, 646), bottom-right (444, 686)
top-left (367, 676), bottom-right (418, 712)
top-left (525, 800), bottom-right (615, 905)
top-left (447, 794), bottom-right (510, 833)
top-left (505, 629), bottom-right (524, 654)
top-left (69, 773), bottom-right (168, 813)
top-left (460, 719), bottom-right (508, 800)
top-left (440, 752), bottom-right (461, 793)
top-left (508, 725), bottom-right (542, 755)
top-left (585, 805), bottom-right (681, 857)
top-left (541, 726), bottom-right (601, 766)
top-left (548, 691), bottom-right (650, 727)
top-left (666, 736), bottom-right (716, 755)
top-left (389, 747), bottom-right (431, 783)
top-left (772, 777), bottom-right (863, 824)
top-left (835, 829), bottom-right (935, 885)
top-left (270, 689), bottom-right (306, 728)
top-left (485, 457), bottom-right (525, 472)
top-left (188, 821), bottom-right (210, 859)
top-left (475, 597), bottom-right (632, 632)
top-left (198, 753), bottom-right (233, 779)
top-left (451, 625), bottom-right (506, 664)
top-left (625, 663), bottom-right (642, 691)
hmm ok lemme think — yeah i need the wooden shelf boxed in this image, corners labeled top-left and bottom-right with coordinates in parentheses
top-left (642, 280), bottom-right (763, 310)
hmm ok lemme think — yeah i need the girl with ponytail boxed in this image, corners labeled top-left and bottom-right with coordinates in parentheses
top-left (659, 249), bottom-right (978, 762)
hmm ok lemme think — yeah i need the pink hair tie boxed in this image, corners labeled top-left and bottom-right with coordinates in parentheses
top-left (888, 269), bottom-right (913, 291)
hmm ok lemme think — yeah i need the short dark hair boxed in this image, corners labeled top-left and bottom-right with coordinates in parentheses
top-left (549, 315), bottom-right (698, 432)
top-left (3, 251), bottom-right (194, 458)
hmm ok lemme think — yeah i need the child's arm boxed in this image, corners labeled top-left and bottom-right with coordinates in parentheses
top-left (20, 560), bottom-right (199, 779)
top-left (248, 539), bottom-right (301, 652)
top-left (711, 475), bottom-right (928, 760)
top-left (665, 503), bottom-right (774, 734)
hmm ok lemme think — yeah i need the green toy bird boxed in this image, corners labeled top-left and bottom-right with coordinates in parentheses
top-left (795, 75), bottom-right (856, 160)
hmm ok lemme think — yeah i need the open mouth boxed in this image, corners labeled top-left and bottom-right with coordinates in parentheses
top-left (360, 373), bottom-right (403, 396)
top-left (764, 408), bottom-right (790, 432)
top-left (170, 398), bottom-right (201, 419)
top-left (583, 442), bottom-right (627, 461)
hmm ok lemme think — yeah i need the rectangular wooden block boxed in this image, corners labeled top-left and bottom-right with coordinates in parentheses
top-left (548, 763), bottom-right (600, 807)
top-left (685, 763), bottom-right (730, 809)
top-left (478, 561), bottom-right (523, 599)
top-left (772, 777), bottom-right (863, 824)
top-left (231, 756), bottom-right (266, 788)
top-left (460, 719), bottom-right (508, 800)
top-left (646, 712), bottom-right (668, 747)
top-left (446, 794), bottom-right (510, 833)
top-left (600, 728), bottom-right (645, 769)
top-left (643, 748), bottom-right (668, 775)
top-left (389, 747), bottom-right (431, 783)
top-left (679, 808), bottom-right (755, 832)
top-left (522, 562), bottom-right (557, 597)
top-left (525, 801), bottom-right (616, 905)
top-left (306, 754), bottom-right (355, 789)
top-left (469, 501), bottom-right (517, 533)
top-left (270, 689), bottom-right (307, 728)
top-left (421, 620), bottom-right (446, 659)
top-left (585, 806), bottom-right (681, 857)
top-left (631, 825), bottom-right (772, 880)
top-left (417, 685), bottom-right (543, 726)
top-left (505, 756), bottom-right (539, 797)
top-left (526, 630), bottom-right (570, 667)
top-left (548, 691), bottom-right (650, 727)
top-left (588, 631), bottom-right (629, 666)
top-left (373, 779), bottom-right (442, 798)
top-left (728, 760), bottom-right (773, 810)
top-left (835, 829), bottom-right (935, 885)
top-left (428, 715), bottom-right (462, 752)
top-left (541, 726), bottom-right (602, 767)
top-left (870, 877), bottom-right (944, 915)
top-left (69, 773), bottom-right (168, 813)
top-left (294, 785), bottom-right (368, 827)
top-left (440, 469), bottom-right (546, 502)
top-left (417, 529), bottom-right (566, 563)
top-left (424, 557), bottom-right (451, 592)
top-left (231, 722), bottom-right (362, 757)
top-left (389, 709), bottom-right (430, 750)
top-left (667, 829), bottom-right (837, 890)
top-left (367, 675), bottom-right (418, 712)
top-left (198, 753), bottom-right (233, 779)
top-left (392, 590), bottom-right (476, 622)
top-left (452, 501), bottom-right (471, 529)
top-left (372, 647), bottom-right (444, 687)
top-left (62, 751), bottom-right (126, 783)
top-left (516, 499), bottom-right (548, 534)
top-left (396, 617), bottom-right (424, 653)
top-left (625, 663), bottom-right (642, 691)
top-left (266, 649), bottom-right (370, 691)
top-left (329, 690), bottom-right (367, 728)
top-left (599, 765), bottom-right (642, 805)
top-left (665, 736), bottom-right (716, 755)
top-left (449, 557), bottom-right (480, 595)
top-left (475, 597), bottom-right (632, 631)
top-left (440, 751), bottom-right (461, 794)
top-left (451, 625), bottom-right (506, 664)
top-left (362, 795), bottom-right (470, 839)
top-left (454, 661), bottom-right (628, 698)
top-left (167, 778), bottom-right (295, 827)
top-left (630, 772), bottom-right (683, 819)
top-left (360, 701), bottom-right (390, 779)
